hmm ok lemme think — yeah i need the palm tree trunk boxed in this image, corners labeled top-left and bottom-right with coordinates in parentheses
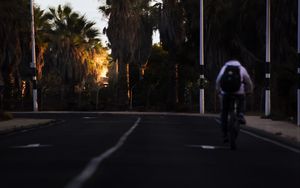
top-left (117, 60), bottom-right (129, 108)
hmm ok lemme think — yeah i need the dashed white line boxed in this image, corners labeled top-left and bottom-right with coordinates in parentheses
top-left (82, 117), bottom-right (96, 119)
top-left (11, 143), bottom-right (52, 148)
top-left (64, 117), bottom-right (142, 188)
top-left (186, 145), bottom-right (228, 150)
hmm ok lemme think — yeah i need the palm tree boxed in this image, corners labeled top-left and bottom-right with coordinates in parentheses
top-left (99, 0), bottom-right (298, 114)
top-left (41, 4), bottom-right (102, 108)
top-left (101, 0), bottom-right (154, 108)
top-left (34, 6), bottom-right (53, 80)
top-left (158, 0), bottom-right (185, 107)
top-left (46, 5), bottom-right (99, 87)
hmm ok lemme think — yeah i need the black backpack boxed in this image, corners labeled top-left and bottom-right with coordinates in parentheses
top-left (220, 65), bottom-right (241, 93)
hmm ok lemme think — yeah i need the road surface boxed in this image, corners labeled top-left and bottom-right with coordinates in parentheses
top-left (0, 113), bottom-right (299, 188)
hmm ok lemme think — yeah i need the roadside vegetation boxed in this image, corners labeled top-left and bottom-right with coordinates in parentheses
top-left (0, 0), bottom-right (298, 120)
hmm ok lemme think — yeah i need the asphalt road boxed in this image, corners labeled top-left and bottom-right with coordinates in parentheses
top-left (0, 113), bottom-right (299, 188)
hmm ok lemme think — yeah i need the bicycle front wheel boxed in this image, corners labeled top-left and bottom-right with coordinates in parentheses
top-left (229, 114), bottom-right (238, 150)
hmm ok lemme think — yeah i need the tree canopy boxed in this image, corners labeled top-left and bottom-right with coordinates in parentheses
top-left (0, 0), bottom-right (298, 119)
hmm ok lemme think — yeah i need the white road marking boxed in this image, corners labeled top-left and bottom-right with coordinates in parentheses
top-left (64, 117), bottom-right (142, 188)
top-left (214, 118), bottom-right (300, 154)
top-left (215, 118), bottom-right (221, 125)
top-left (241, 130), bottom-right (300, 154)
top-left (11, 144), bottom-right (52, 148)
top-left (82, 117), bottom-right (96, 119)
top-left (186, 145), bottom-right (228, 150)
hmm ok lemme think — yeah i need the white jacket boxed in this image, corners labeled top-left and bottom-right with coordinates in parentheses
top-left (216, 60), bottom-right (253, 95)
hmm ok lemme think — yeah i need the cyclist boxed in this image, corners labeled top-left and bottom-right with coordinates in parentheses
top-left (216, 59), bottom-right (253, 143)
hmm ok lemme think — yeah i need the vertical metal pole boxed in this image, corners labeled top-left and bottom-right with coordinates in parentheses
top-left (175, 64), bottom-right (179, 103)
top-left (265, 0), bottom-right (271, 117)
top-left (30, 0), bottom-right (38, 111)
top-left (199, 0), bottom-right (205, 114)
top-left (297, 0), bottom-right (300, 126)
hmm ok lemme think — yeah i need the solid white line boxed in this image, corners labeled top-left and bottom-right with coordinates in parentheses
top-left (64, 117), bottom-right (142, 188)
top-left (214, 118), bottom-right (300, 154)
top-left (240, 130), bottom-right (300, 154)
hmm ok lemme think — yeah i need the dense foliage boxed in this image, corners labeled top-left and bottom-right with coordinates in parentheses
top-left (0, 0), bottom-right (298, 119)
top-left (102, 0), bottom-right (298, 118)
top-left (0, 1), bottom-right (110, 110)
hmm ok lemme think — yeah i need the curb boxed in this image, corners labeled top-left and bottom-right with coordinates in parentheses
top-left (0, 119), bottom-right (62, 136)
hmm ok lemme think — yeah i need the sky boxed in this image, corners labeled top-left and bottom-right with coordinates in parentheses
top-left (35, 0), bottom-right (160, 45)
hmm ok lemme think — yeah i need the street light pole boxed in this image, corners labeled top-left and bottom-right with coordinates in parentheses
top-left (199, 0), bottom-right (205, 114)
top-left (265, 0), bottom-right (271, 117)
top-left (30, 0), bottom-right (38, 111)
top-left (297, 0), bottom-right (300, 126)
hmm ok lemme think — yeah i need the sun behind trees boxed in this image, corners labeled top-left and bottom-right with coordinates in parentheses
top-left (0, 1), bottom-right (110, 110)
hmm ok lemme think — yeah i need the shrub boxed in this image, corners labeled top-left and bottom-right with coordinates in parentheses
top-left (0, 111), bottom-right (13, 121)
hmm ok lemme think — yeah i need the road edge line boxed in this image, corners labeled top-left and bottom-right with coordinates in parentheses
top-left (240, 129), bottom-right (300, 154)
top-left (214, 118), bottom-right (300, 154)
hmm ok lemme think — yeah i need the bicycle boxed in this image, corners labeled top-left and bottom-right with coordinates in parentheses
top-left (227, 95), bottom-right (241, 150)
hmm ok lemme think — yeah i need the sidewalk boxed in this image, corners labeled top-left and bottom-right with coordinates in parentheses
top-left (0, 119), bottom-right (55, 135)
